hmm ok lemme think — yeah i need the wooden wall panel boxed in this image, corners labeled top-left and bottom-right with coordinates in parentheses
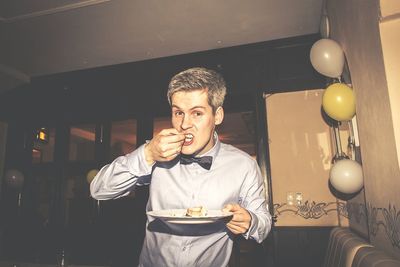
top-left (266, 90), bottom-right (348, 226)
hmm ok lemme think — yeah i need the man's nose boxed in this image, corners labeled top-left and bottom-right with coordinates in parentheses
top-left (181, 115), bottom-right (192, 129)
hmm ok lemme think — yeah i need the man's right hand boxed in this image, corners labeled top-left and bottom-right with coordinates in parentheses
top-left (144, 128), bottom-right (185, 165)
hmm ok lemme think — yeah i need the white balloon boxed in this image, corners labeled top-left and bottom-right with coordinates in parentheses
top-left (330, 159), bottom-right (363, 194)
top-left (310, 38), bottom-right (345, 78)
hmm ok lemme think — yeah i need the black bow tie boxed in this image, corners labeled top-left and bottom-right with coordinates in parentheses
top-left (180, 155), bottom-right (213, 170)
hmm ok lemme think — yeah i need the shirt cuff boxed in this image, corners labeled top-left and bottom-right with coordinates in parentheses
top-left (242, 210), bottom-right (258, 240)
top-left (126, 144), bottom-right (155, 178)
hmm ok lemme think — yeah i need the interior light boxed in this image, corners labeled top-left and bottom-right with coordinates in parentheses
top-left (36, 127), bottom-right (49, 143)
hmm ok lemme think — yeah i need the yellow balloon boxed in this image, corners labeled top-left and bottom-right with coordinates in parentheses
top-left (86, 169), bottom-right (99, 184)
top-left (322, 83), bottom-right (356, 121)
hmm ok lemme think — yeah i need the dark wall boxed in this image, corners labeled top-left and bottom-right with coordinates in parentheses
top-left (0, 34), bottom-right (323, 126)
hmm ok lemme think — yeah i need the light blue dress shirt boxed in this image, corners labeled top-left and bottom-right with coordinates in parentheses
top-left (90, 133), bottom-right (272, 267)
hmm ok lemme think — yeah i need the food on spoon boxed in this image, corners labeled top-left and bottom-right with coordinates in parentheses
top-left (186, 206), bottom-right (207, 217)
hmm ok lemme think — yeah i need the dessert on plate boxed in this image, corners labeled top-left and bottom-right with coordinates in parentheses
top-left (186, 206), bottom-right (207, 217)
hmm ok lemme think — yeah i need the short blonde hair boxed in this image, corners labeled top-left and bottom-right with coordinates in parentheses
top-left (167, 67), bottom-right (227, 112)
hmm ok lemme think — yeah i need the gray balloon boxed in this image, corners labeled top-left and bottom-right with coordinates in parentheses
top-left (4, 169), bottom-right (25, 189)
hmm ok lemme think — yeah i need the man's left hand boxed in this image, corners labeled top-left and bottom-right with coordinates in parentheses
top-left (223, 204), bottom-right (251, 235)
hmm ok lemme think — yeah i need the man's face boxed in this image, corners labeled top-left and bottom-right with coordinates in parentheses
top-left (171, 88), bottom-right (223, 156)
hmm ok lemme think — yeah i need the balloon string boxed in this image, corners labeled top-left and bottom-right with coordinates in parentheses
top-left (17, 192), bottom-right (22, 218)
top-left (17, 192), bottom-right (22, 208)
top-left (100, 125), bottom-right (103, 143)
top-left (333, 124), bottom-right (343, 156)
top-left (347, 120), bottom-right (356, 160)
top-left (96, 200), bottom-right (100, 216)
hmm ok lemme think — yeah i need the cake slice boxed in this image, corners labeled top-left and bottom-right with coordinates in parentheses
top-left (186, 206), bottom-right (207, 217)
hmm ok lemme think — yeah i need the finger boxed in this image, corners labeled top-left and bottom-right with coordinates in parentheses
top-left (231, 212), bottom-right (251, 228)
top-left (155, 151), bottom-right (180, 162)
top-left (226, 222), bottom-right (246, 234)
top-left (160, 146), bottom-right (182, 159)
top-left (226, 227), bottom-right (240, 235)
top-left (227, 216), bottom-right (248, 226)
top-left (159, 128), bottom-right (181, 136)
top-left (227, 221), bottom-right (246, 230)
top-left (222, 204), bottom-right (234, 212)
top-left (229, 204), bottom-right (242, 212)
top-left (225, 223), bottom-right (240, 234)
top-left (223, 203), bottom-right (242, 212)
top-left (157, 142), bottom-right (183, 154)
top-left (162, 134), bottom-right (185, 144)
top-left (230, 213), bottom-right (246, 223)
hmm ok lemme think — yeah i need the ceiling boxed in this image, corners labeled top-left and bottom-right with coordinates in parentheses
top-left (0, 0), bottom-right (324, 94)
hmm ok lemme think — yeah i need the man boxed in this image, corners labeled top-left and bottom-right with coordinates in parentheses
top-left (90, 67), bottom-right (271, 266)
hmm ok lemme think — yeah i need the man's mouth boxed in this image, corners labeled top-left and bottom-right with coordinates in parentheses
top-left (183, 134), bottom-right (194, 146)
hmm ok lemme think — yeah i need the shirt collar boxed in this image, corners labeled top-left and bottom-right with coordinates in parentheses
top-left (197, 131), bottom-right (221, 165)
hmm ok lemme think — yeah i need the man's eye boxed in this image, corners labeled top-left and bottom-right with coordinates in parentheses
top-left (194, 112), bottom-right (202, 116)
top-left (174, 111), bottom-right (183, 116)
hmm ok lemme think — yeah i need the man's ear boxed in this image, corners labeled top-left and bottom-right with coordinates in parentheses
top-left (214, 106), bottom-right (224, 125)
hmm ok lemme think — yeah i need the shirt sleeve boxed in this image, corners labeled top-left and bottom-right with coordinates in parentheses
top-left (240, 159), bottom-right (272, 243)
top-left (90, 144), bottom-right (154, 200)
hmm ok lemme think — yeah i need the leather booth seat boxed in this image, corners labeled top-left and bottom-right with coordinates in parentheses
top-left (324, 227), bottom-right (400, 267)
